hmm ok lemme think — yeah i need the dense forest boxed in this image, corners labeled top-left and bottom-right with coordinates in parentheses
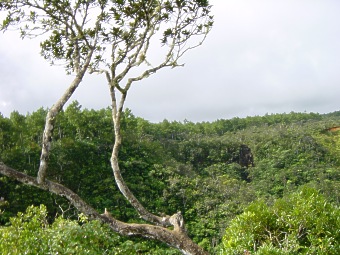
top-left (0, 103), bottom-right (339, 254)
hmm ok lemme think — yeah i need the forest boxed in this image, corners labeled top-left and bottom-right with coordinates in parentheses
top-left (1, 104), bottom-right (339, 254)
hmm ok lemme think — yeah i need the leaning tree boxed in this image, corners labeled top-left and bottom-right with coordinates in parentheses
top-left (0, 0), bottom-right (213, 254)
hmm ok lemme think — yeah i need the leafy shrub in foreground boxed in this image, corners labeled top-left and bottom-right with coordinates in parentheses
top-left (0, 205), bottom-right (179, 255)
top-left (0, 205), bottom-right (120, 254)
top-left (221, 186), bottom-right (340, 255)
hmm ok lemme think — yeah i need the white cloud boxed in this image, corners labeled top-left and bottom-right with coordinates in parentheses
top-left (1, 0), bottom-right (340, 121)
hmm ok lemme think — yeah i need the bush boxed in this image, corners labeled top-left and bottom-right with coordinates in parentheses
top-left (221, 186), bottom-right (340, 255)
top-left (0, 205), bottom-right (122, 254)
top-left (0, 205), bottom-right (180, 255)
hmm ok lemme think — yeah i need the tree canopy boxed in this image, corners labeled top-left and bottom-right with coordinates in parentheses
top-left (1, 108), bottom-right (340, 253)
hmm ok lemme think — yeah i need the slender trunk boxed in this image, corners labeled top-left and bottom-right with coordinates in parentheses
top-left (37, 74), bottom-right (83, 184)
top-left (106, 89), bottom-right (208, 254)
top-left (110, 112), bottom-right (169, 225)
top-left (37, 50), bottom-right (94, 184)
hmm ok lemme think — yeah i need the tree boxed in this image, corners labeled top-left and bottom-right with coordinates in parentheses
top-left (0, 1), bottom-right (213, 254)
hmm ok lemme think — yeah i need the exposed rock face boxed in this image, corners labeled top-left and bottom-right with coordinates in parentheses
top-left (239, 144), bottom-right (254, 168)
top-left (325, 126), bottom-right (340, 132)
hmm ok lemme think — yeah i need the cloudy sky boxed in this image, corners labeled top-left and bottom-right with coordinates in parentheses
top-left (1, 0), bottom-right (340, 122)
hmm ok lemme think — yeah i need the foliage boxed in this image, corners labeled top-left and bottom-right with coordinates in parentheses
top-left (221, 186), bottom-right (340, 255)
top-left (0, 204), bottom-right (180, 255)
top-left (1, 108), bottom-right (340, 253)
top-left (1, 0), bottom-right (213, 75)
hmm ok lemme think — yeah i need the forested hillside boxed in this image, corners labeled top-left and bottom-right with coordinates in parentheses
top-left (1, 103), bottom-right (339, 254)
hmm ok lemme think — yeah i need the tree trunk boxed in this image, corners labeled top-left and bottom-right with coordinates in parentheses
top-left (37, 49), bottom-right (95, 184)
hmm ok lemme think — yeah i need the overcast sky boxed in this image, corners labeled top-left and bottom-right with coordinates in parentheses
top-left (1, 0), bottom-right (340, 122)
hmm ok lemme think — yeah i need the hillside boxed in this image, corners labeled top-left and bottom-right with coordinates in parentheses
top-left (1, 104), bottom-right (339, 254)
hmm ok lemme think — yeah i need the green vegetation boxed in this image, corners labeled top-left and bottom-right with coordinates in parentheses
top-left (0, 205), bottom-right (179, 255)
top-left (221, 186), bottom-right (340, 255)
top-left (1, 105), bottom-right (340, 254)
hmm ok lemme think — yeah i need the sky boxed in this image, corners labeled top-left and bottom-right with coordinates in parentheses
top-left (1, 0), bottom-right (340, 123)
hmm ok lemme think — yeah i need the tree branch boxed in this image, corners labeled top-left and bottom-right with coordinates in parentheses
top-left (0, 162), bottom-right (208, 255)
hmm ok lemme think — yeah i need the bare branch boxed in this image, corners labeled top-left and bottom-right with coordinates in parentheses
top-left (0, 161), bottom-right (208, 255)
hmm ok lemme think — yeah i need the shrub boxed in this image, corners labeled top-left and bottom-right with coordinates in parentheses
top-left (221, 186), bottom-right (340, 255)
